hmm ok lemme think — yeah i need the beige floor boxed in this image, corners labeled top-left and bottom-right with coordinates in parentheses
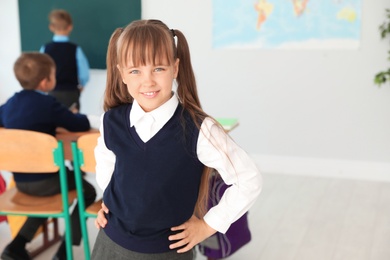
top-left (2, 173), bottom-right (390, 259)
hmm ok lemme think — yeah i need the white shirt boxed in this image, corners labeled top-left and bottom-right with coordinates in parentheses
top-left (94, 94), bottom-right (262, 233)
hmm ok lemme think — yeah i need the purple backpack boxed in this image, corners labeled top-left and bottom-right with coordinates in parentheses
top-left (198, 173), bottom-right (251, 258)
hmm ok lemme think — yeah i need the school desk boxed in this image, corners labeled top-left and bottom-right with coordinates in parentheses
top-left (217, 118), bottom-right (239, 132)
top-left (55, 127), bottom-right (99, 160)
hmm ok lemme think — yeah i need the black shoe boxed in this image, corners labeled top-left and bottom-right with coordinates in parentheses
top-left (1, 244), bottom-right (31, 260)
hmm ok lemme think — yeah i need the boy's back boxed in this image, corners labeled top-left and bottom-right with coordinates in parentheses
top-left (40, 9), bottom-right (90, 110)
top-left (0, 89), bottom-right (89, 136)
top-left (44, 41), bottom-right (78, 92)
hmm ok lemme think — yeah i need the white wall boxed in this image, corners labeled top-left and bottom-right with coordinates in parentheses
top-left (1, 0), bottom-right (390, 180)
top-left (0, 1), bottom-right (20, 104)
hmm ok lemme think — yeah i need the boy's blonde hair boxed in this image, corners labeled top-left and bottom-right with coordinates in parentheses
top-left (13, 52), bottom-right (55, 90)
top-left (49, 9), bottom-right (72, 31)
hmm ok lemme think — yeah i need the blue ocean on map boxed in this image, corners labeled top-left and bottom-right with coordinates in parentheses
top-left (212, 0), bottom-right (361, 49)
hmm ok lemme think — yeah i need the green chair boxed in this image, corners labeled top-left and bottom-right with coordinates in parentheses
top-left (0, 129), bottom-right (76, 260)
top-left (71, 133), bottom-right (102, 260)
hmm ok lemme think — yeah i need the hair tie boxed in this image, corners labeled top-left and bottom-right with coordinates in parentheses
top-left (170, 29), bottom-right (176, 37)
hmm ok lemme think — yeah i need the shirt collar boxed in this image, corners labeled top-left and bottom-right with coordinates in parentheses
top-left (130, 92), bottom-right (179, 127)
top-left (53, 35), bottom-right (69, 42)
top-left (34, 90), bottom-right (48, 95)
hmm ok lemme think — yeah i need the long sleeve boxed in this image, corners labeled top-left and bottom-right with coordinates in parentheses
top-left (197, 117), bottom-right (262, 234)
top-left (51, 99), bottom-right (90, 132)
top-left (76, 47), bottom-right (90, 87)
top-left (94, 113), bottom-right (116, 191)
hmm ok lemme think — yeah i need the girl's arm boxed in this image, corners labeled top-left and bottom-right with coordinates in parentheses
top-left (94, 113), bottom-right (116, 191)
top-left (94, 114), bottom-right (115, 229)
top-left (169, 117), bottom-right (262, 252)
top-left (198, 117), bottom-right (262, 233)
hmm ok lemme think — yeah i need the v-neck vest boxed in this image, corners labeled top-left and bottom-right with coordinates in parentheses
top-left (102, 103), bottom-right (204, 253)
top-left (44, 42), bottom-right (78, 91)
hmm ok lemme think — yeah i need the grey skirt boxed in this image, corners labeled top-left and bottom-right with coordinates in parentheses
top-left (91, 229), bottom-right (195, 260)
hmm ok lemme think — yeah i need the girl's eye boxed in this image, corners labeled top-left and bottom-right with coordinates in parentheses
top-left (129, 70), bottom-right (139, 74)
top-left (154, 67), bottom-right (164, 72)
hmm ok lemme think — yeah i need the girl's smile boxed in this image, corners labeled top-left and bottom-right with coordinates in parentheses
top-left (141, 91), bottom-right (159, 98)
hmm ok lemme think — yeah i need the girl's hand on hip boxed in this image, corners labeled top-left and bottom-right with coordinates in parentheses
top-left (94, 202), bottom-right (109, 229)
top-left (169, 215), bottom-right (216, 253)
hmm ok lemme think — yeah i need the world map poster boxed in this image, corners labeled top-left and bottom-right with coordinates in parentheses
top-left (212, 0), bottom-right (361, 50)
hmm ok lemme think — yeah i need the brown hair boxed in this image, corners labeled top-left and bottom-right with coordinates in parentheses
top-left (49, 9), bottom-right (72, 31)
top-left (13, 52), bottom-right (55, 90)
top-left (104, 19), bottom-right (213, 216)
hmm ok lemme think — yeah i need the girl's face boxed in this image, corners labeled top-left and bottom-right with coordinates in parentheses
top-left (118, 58), bottom-right (179, 112)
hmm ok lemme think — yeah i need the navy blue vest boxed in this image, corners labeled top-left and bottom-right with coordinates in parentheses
top-left (44, 42), bottom-right (78, 91)
top-left (102, 103), bottom-right (205, 253)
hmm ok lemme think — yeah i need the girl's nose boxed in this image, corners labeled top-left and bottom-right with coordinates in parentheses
top-left (142, 72), bottom-right (156, 87)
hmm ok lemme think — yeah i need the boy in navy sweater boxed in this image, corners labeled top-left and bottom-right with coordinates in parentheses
top-left (0, 52), bottom-right (96, 260)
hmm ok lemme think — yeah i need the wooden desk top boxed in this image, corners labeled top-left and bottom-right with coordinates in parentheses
top-left (56, 128), bottom-right (99, 160)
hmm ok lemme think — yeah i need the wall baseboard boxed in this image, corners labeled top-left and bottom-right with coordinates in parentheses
top-left (251, 154), bottom-right (390, 182)
top-left (3, 156), bottom-right (390, 183)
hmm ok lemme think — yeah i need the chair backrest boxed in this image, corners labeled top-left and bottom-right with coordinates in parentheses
top-left (0, 128), bottom-right (74, 259)
top-left (0, 129), bottom-right (62, 173)
top-left (71, 132), bottom-right (100, 259)
top-left (72, 133), bottom-right (100, 173)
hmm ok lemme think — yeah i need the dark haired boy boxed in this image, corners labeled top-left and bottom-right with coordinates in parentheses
top-left (0, 52), bottom-right (96, 260)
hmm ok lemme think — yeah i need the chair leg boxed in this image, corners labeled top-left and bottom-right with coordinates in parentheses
top-left (53, 217), bottom-right (60, 240)
top-left (28, 219), bottom-right (62, 258)
top-left (43, 220), bottom-right (49, 244)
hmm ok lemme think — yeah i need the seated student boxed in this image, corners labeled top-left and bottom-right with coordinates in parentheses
top-left (0, 52), bottom-right (96, 260)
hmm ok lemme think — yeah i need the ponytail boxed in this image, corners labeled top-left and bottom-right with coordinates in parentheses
top-left (172, 29), bottom-right (213, 217)
top-left (174, 29), bottom-right (206, 128)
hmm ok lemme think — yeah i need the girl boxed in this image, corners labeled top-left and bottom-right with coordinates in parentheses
top-left (92, 19), bottom-right (261, 260)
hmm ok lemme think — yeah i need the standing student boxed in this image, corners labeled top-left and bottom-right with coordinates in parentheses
top-left (0, 52), bottom-right (96, 260)
top-left (92, 19), bottom-right (262, 260)
top-left (40, 9), bottom-right (90, 110)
